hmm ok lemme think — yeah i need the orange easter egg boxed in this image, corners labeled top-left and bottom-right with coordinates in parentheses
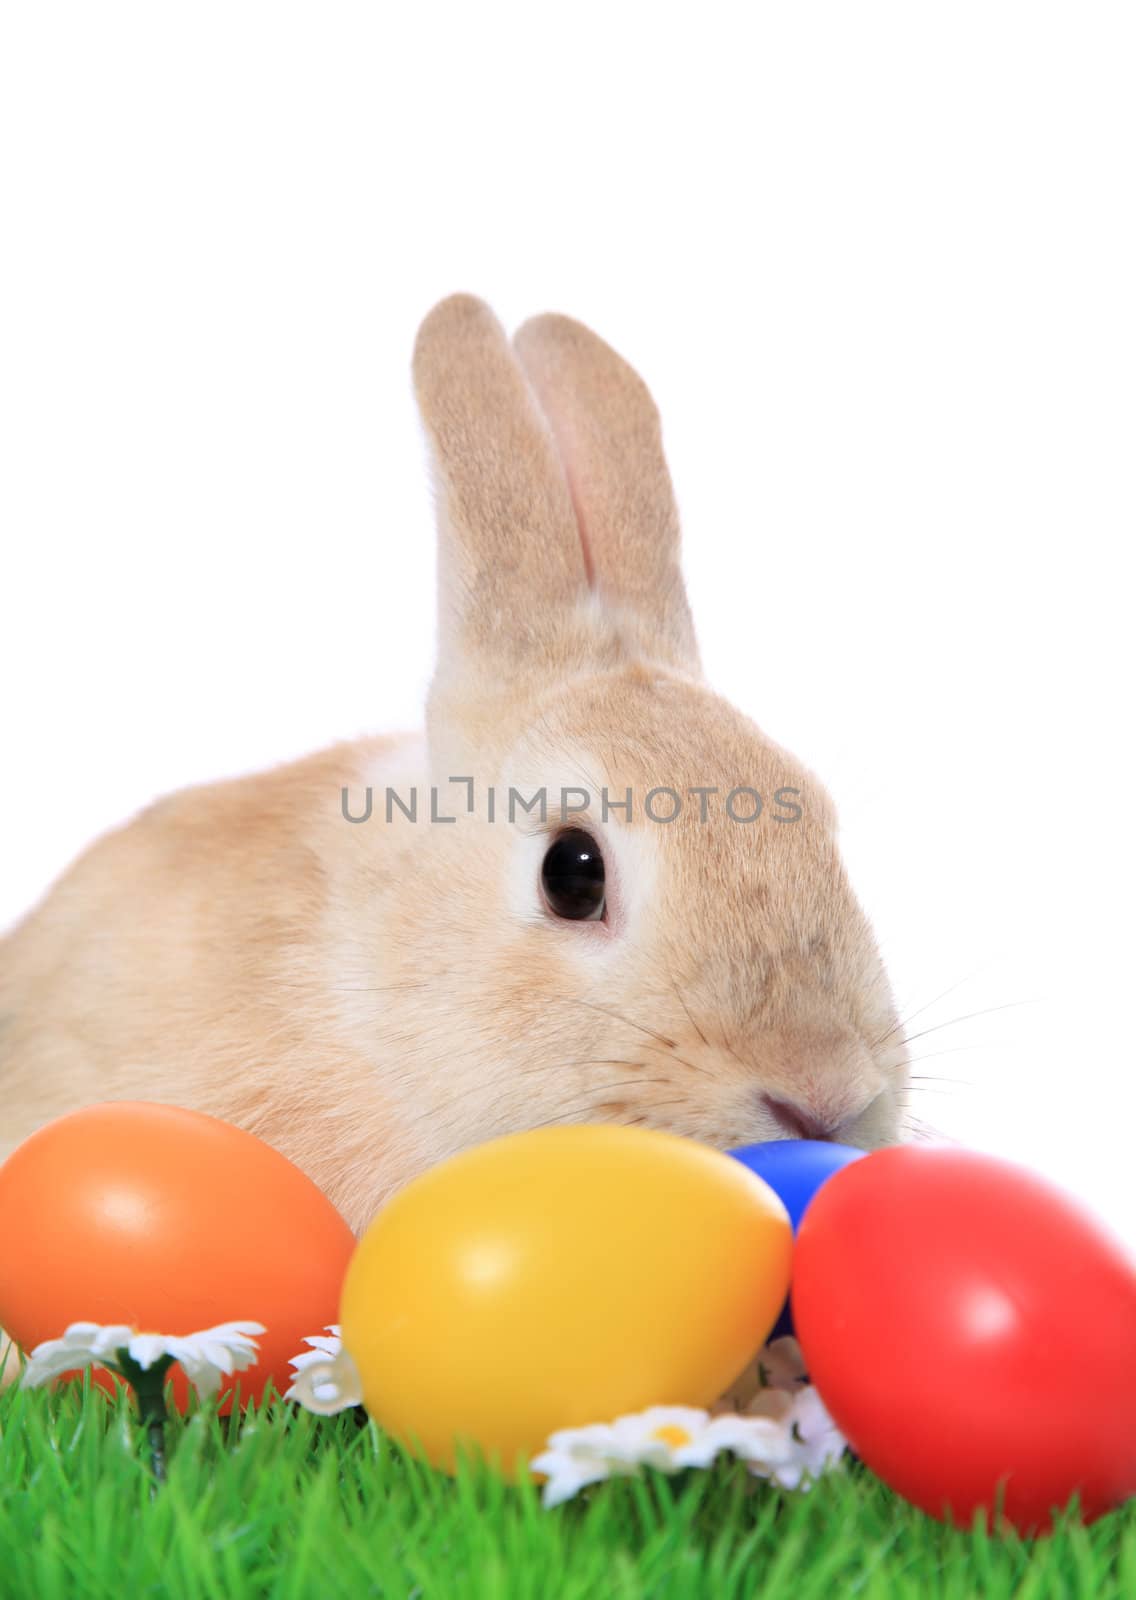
top-left (0, 1101), bottom-right (356, 1410)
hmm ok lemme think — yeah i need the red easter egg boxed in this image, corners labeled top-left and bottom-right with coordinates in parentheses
top-left (792, 1145), bottom-right (1136, 1533)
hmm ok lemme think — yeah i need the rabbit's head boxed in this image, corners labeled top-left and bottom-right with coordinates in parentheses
top-left (362, 296), bottom-right (907, 1188)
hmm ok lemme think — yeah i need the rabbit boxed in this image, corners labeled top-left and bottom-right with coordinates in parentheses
top-left (0, 293), bottom-right (910, 1241)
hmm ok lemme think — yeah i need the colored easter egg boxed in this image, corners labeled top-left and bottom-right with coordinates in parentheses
top-left (792, 1145), bottom-right (1136, 1532)
top-left (729, 1138), bottom-right (867, 1337)
top-left (340, 1124), bottom-right (792, 1475)
top-left (0, 1101), bottom-right (356, 1410)
top-left (729, 1140), bottom-right (867, 1233)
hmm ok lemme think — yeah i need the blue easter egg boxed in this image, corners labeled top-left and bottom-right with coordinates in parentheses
top-left (727, 1139), bottom-right (867, 1337)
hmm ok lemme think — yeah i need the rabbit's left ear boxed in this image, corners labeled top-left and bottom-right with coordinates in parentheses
top-left (514, 312), bottom-right (701, 674)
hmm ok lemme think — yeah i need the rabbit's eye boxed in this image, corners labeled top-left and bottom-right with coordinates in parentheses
top-left (541, 829), bottom-right (606, 922)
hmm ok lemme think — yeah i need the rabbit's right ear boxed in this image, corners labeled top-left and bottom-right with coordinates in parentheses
top-left (412, 295), bottom-right (590, 699)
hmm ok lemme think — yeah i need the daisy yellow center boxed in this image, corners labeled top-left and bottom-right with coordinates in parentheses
top-left (651, 1424), bottom-right (693, 1448)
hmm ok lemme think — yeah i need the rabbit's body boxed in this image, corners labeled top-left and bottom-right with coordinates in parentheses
top-left (1, 733), bottom-right (424, 1229)
top-left (1, 295), bottom-right (910, 1244)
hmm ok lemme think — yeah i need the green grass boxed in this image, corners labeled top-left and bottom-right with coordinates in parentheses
top-left (1, 1372), bottom-right (1133, 1600)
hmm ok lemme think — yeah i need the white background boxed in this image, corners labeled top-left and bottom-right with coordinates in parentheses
top-left (2, 6), bottom-right (1133, 1244)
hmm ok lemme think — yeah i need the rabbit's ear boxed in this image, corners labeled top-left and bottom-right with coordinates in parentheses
top-left (513, 312), bottom-right (700, 674)
top-left (413, 294), bottom-right (589, 682)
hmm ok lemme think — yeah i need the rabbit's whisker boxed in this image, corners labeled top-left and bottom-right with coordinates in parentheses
top-left (899, 999), bottom-right (1035, 1051)
top-left (556, 1059), bottom-right (651, 1074)
top-left (902, 1117), bottom-right (958, 1145)
top-left (550, 996), bottom-right (677, 1051)
top-left (618, 1098), bottom-right (696, 1119)
top-left (638, 1040), bottom-right (714, 1079)
top-left (714, 1011), bottom-right (749, 1072)
top-left (869, 968), bottom-right (994, 1050)
top-left (270, 979), bottom-right (432, 995)
top-left (903, 1042), bottom-right (990, 1067)
top-left (429, 1064), bottom-right (670, 1137)
top-left (524, 1076), bottom-right (677, 1131)
top-left (669, 978), bottom-right (712, 1050)
top-left (611, 932), bottom-right (715, 1052)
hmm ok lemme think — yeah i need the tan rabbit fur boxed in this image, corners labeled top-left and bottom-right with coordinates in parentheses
top-left (0, 295), bottom-right (909, 1246)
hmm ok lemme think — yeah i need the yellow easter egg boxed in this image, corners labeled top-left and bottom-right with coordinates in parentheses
top-left (339, 1124), bottom-right (792, 1475)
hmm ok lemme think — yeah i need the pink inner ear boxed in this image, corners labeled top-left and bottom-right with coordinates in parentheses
top-left (558, 451), bottom-right (596, 588)
top-left (518, 358), bottom-right (597, 590)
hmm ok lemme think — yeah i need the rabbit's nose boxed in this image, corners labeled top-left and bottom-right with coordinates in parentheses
top-left (761, 1094), bottom-right (838, 1142)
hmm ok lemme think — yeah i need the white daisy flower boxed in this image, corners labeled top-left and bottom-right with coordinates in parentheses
top-left (287, 1324), bottom-right (344, 1374)
top-left (713, 1334), bottom-right (809, 1415)
top-left (761, 1384), bottom-right (847, 1491)
top-left (531, 1332), bottom-right (850, 1509)
top-left (20, 1319), bottom-right (265, 1400)
top-left (530, 1404), bottom-right (795, 1508)
top-left (528, 1424), bottom-right (638, 1507)
top-left (284, 1324), bottom-right (363, 1415)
